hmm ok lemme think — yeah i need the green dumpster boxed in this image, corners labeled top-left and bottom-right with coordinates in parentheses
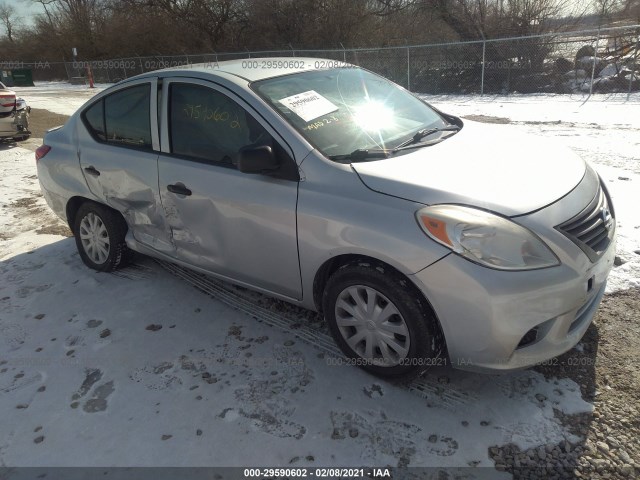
top-left (10, 69), bottom-right (35, 87)
top-left (0, 70), bottom-right (12, 86)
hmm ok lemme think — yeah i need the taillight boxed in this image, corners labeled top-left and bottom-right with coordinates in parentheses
top-left (0, 94), bottom-right (16, 108)
top-left (35, 145), bottom-right (51, 161)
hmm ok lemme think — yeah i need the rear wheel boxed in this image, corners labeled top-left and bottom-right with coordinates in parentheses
top-left (73, 202), bottom-right (130, 272)
top-left (322, 260), bottom-right (440, 377)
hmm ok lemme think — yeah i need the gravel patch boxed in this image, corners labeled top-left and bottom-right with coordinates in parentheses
top-left (489, 289), bottom-right (640, 479)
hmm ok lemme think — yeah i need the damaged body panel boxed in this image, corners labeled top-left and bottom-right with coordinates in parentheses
top-left (0, 82), bottom-right (30, 140)
top-left (76, 77), bottom-right (174, 252)
top-left (79, 148), bottom-right (172, 253)
top-left (158, 156), bottom-right (301, 299)
top-left (156, 77), bottom-right (302, 299)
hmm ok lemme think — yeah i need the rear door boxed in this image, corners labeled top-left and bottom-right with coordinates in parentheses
top-left (157, 78), bottom-right (302, 299)
top-left (78, 78), bottom-right (173, 253)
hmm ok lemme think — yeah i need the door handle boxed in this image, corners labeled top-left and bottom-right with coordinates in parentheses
top-left (84, 166), bottom-right (100, 176)
top-left (167, 183), bottom-right (192, 196)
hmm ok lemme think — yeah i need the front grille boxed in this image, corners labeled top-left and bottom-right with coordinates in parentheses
top-left (556, 186), bottom-right (614, 262)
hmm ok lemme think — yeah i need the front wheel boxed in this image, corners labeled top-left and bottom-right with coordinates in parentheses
top-left (322, 261), bottom-right (440, 377)
top-left (74, 202), bottom-right (130, 272)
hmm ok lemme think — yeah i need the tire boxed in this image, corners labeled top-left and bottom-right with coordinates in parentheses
top-left (73, 202), bottom-right (130, 272)
top-left (322, 260), bottom-right (440, 378)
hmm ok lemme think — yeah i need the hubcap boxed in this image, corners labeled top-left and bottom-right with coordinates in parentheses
top-left (335, 285), bottom-right (410, 367)
top-left (79, 212), bottom-right (110, 265)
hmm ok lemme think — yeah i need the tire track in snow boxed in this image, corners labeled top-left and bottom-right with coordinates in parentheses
top-left (110, 262), bottom-right (155, 280)
top-left (156, 260), bottom-right (479, 410)
top-left (157, 261), bottom-right (341, 356)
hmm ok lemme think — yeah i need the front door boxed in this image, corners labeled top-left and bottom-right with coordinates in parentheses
top-left (157, 78), bottom-right (302, 299)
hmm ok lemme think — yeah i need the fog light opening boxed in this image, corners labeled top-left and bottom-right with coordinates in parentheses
top-left (517, 327), bottom-right (539, 349)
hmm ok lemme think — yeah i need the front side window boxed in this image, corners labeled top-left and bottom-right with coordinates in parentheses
top-left (169, 83), bottom-right (270, 165)
top-left (83, 84), bottom-right (152, 149)
top-left (253, 68), bottom-right (448, 159)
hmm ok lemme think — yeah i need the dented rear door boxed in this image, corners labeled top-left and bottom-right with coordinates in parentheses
top-left (78, 78), bottom-right (174, 253)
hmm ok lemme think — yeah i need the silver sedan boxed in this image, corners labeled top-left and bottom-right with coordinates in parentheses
top-left (36, 59), bottom-right (615, 376)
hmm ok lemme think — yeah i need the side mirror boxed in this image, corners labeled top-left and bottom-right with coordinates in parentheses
top-left (237, 145), bottom-right (279, 174)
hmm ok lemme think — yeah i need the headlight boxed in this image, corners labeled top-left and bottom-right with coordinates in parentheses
top-left (416, 205), bottom-right (560, 271)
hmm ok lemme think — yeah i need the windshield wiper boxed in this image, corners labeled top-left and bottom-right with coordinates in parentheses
top-left (328, 149), bottom-right (391, 162)
top-left (328, 125), bottom-right (460, 162)
top-left (393, 125), bottom-right (460, 151)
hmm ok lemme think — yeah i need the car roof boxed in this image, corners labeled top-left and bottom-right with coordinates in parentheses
top-left (153, 57), bottom-right (338, 83)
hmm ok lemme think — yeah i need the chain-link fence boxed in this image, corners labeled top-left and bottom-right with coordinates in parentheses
top-left (14, 24), bottom-right (640, 96)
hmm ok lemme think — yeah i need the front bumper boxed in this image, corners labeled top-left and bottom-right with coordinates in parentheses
top-left (410, 167), bottom-right (616, 372)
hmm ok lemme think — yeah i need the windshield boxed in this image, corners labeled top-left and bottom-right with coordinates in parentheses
top-left (253, 68), bottom-right (448, 159)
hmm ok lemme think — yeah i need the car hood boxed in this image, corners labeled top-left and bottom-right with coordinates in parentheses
top-left (351, 120), bottom-right (587, 217)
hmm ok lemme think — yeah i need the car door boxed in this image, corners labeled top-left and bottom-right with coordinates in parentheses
top-left (157, 78), bottom-right (302, 300)
top-left (78, 78), bottom-right (173, 253)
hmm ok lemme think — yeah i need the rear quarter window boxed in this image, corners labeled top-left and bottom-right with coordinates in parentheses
top-left (84, 101), bottom-right (105, 140)
top-left (82, 83), bottom-right (152, 150)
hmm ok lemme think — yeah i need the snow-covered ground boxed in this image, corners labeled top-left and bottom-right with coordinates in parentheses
top-left (13, 82), bottom-right (108, 116)
top-left (0, 85), bottom-right (638, 470)
top-left (0, 147), bottom-right (594, 470)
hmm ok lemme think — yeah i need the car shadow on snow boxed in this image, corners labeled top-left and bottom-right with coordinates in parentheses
top-left (0, 238), bottom-right (598, 470)
top-left (0, 139), bottom-right (21, 150)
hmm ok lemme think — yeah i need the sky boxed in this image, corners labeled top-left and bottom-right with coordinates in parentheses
top-left (5, 0), bottom-right (43, 26)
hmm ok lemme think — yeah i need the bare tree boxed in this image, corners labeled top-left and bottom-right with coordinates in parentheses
top-left (0, 1), bottom-right (20, 42)
top-left (504, 0), bottom-right (564, 35)
top-left (29, 0), bottom-right (58, 27)
top-left (420, 0), bottom-right (569, 40)
top-left (595, 0), bottom-right (624, 24)
top-left (620, 0), bottom-right (640, 20)
top-left (120, 0), bottom-right (241, 50)
top-left (0, 0), bottom-right (617, 66)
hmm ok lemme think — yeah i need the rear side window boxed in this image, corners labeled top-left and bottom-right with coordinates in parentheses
top-left (84, 101), bottom-right (105, 140)
top-left (83, 84), bottom-right (152, 149)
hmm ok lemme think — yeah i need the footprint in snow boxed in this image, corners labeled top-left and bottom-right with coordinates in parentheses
top-left (82, 381), bottom-right (115, 413)
top-left (86, 319), bottom-right (103, 329)
top-left (330, 410), bottom-right (459, 464)
top-left (69, 369), bottom-right (115, 413)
